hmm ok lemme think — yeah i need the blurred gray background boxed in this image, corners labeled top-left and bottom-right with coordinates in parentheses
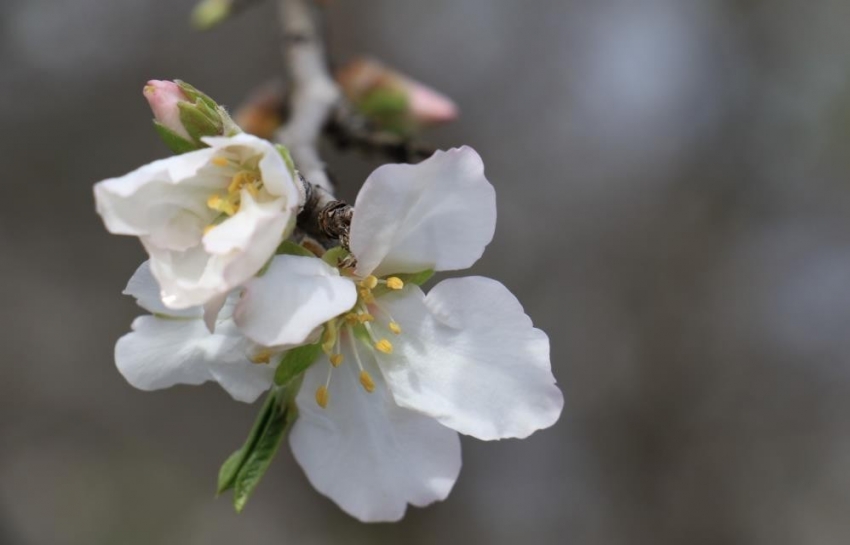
top-left (2, 0), bottom-right (850, 543)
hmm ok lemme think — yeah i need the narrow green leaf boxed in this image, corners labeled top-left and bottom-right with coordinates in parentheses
top-left (274, 342), bottom-right (323, 386)
top-left (153, 121), bottom-right (200, 154)
top-left (216, 390), bottom-right (277, 495)
top-left (275, 240), bottom-right (317, 258)
top-left (321, 246), bottom-right (350, 268)
top-left (232, 393), bottom-right (292, 512)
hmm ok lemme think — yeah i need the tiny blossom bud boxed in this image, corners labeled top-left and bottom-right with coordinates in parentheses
top-left (336, 57), bottom-right (458, 134)
top-left (144, 80), bottom-right (192, 140)
top-left (144, 79), bottom-right (240, 154)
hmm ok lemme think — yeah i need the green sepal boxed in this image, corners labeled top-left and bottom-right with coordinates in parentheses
top-left (217, 389), bottom-right (277, 495)
top-left (175, 80), bottom-right (220, 113)
top-left (275, 240), bottom-right (316, 258)
top-left (372, 269), bottom-right (434, 297)
top-left (274, 342), bottom-right (323, 386)
top-left (357, 87), bottom-right (415, 136)
top-left (275, 144), bottom-right (297, 179)
top-left (397, 269), bottom-right (434, 286)
top-left (178, 101), bottom-right (222, 143)
top-left (153, 121), bottom-right (201, 154)
top-left (321, 246), bottom-right (351, 268)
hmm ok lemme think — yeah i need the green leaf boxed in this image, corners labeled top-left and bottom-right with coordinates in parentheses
top-left (321, 246), bottom-right (350, 268)
top-left (153, 121), bottom-right (201, 154)
top-left (274, 342), bottom-right (323, 386)
top-left (275, 240), bottom-right (317, 258)
top-left (216, 390), bottom-right (277, 495)
top-left (232, 391), bottom-right (294, 512)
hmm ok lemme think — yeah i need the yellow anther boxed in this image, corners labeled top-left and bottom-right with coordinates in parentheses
top-left (330, 353), bottom-right (344, 367)
top-left (357, 313), bottom-right (375, 323)
top-left (374, 339), bottom-right (393, 354)
top-left (344, 313), bottom-right (359, 325)
top-left (211, 157), bottom-right (229, 167)
top-left (359, 289), bottom-right (375, 304)
top-left (386, 277), bottom-right (404, 290)
top-left (250, 350), bottom-right (272, 364)
top-left (389, 322), bottom-right (402, 335)
top-left (207, 193), bottom-right (237, 216)
top-left (359, 370), bottom-right (376, 392)
top-left (315, 386), bottom-right (329, 408)
top-left (228, 171), bottom-right (253, 193)
top-left (360, 275), bottom-right (378, 290)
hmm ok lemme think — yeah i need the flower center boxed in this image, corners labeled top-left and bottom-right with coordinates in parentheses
top-left (311, 273), bottom-right (405, 408)
top-left (204, 155), bottom-right (265, 233)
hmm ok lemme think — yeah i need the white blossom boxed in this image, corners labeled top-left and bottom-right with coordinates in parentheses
top-left (235, 147), bottom-right (564, 521)
top-left (95, 133), bottom-right (300, 310)
top-left (115, 261), bottom-right (276, 403)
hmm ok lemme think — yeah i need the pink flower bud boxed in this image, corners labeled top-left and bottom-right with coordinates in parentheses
top-left (336, 58), bottom-right (458, 128)
top-left (143, 80), bottom-right (192, 140)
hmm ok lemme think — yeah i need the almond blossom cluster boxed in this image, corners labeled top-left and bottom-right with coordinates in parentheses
top-left (94, 80), bottom-right (563, 522)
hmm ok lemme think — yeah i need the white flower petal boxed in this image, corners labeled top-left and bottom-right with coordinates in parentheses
top-left (115, 315), bottom-right (273, 402)
top-left (94, 148), bottom-right (220, 251)
top-left (115, 316), bottom-right (218, 391)
top-left (377, 277), bottom-right (564, 440)
top-left (142, 194), bottom-right (293, 310)
top-left (235, 255), bottom-right (357, 347)
top-left (349, 146), bottom-right (496, 277)
top-left (123, 261), bottom-right (201, 318)
top-left (290, 341), bottom-right (461, 522)
top-left (207, 319), bottom-right (276, 403)
top-left (202, 292), bottom-right (228, 332)
top-left (202, 133), bottom-right (297, 198)
top-left (96, 134), bottom-right (302, 310)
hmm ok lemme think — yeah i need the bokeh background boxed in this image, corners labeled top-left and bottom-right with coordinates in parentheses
top-left (2, 0), bottom-right (850, 543)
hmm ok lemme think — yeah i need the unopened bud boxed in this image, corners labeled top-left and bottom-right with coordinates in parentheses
top-left (144, 79), bottom-right (240, 154)
top-left (144, 80), bottom-right (192, 140)
top-left (336, 57), bottom-right (458, 135)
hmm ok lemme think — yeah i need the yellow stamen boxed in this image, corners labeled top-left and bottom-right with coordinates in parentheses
top-left (250, 350), bottom-right (272, 364)
top-left (359, 370), bottom-right (376, 392)
top-left (388, 322), bottom-right (402, 335)
top-left (203, 224), bottom-right (216, 235)
top-left (360, 275), bottom-right (378, 290)
top-left (211, 157), bottom-right (229, 167)
top-left (227, 171), bottom-right (258, 194)
top-left (321, 321), bottom-right (338, 354)
top-left (207, 194), bottom-right (222, 209)
top-left (359, 289), bottom-right (375, 304)
top-left (344, 313), bottom-right (359, 326)
top-left (315, 385), bottom-right (329, 408)
top-left (330, 353), bottom-right (344, 367)
top-left (374, 339), bottom-right (393, 354)
top-left (357, 313), bottom-right (375, 323)
top-left (386, 277), bottom-right (404, 290)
